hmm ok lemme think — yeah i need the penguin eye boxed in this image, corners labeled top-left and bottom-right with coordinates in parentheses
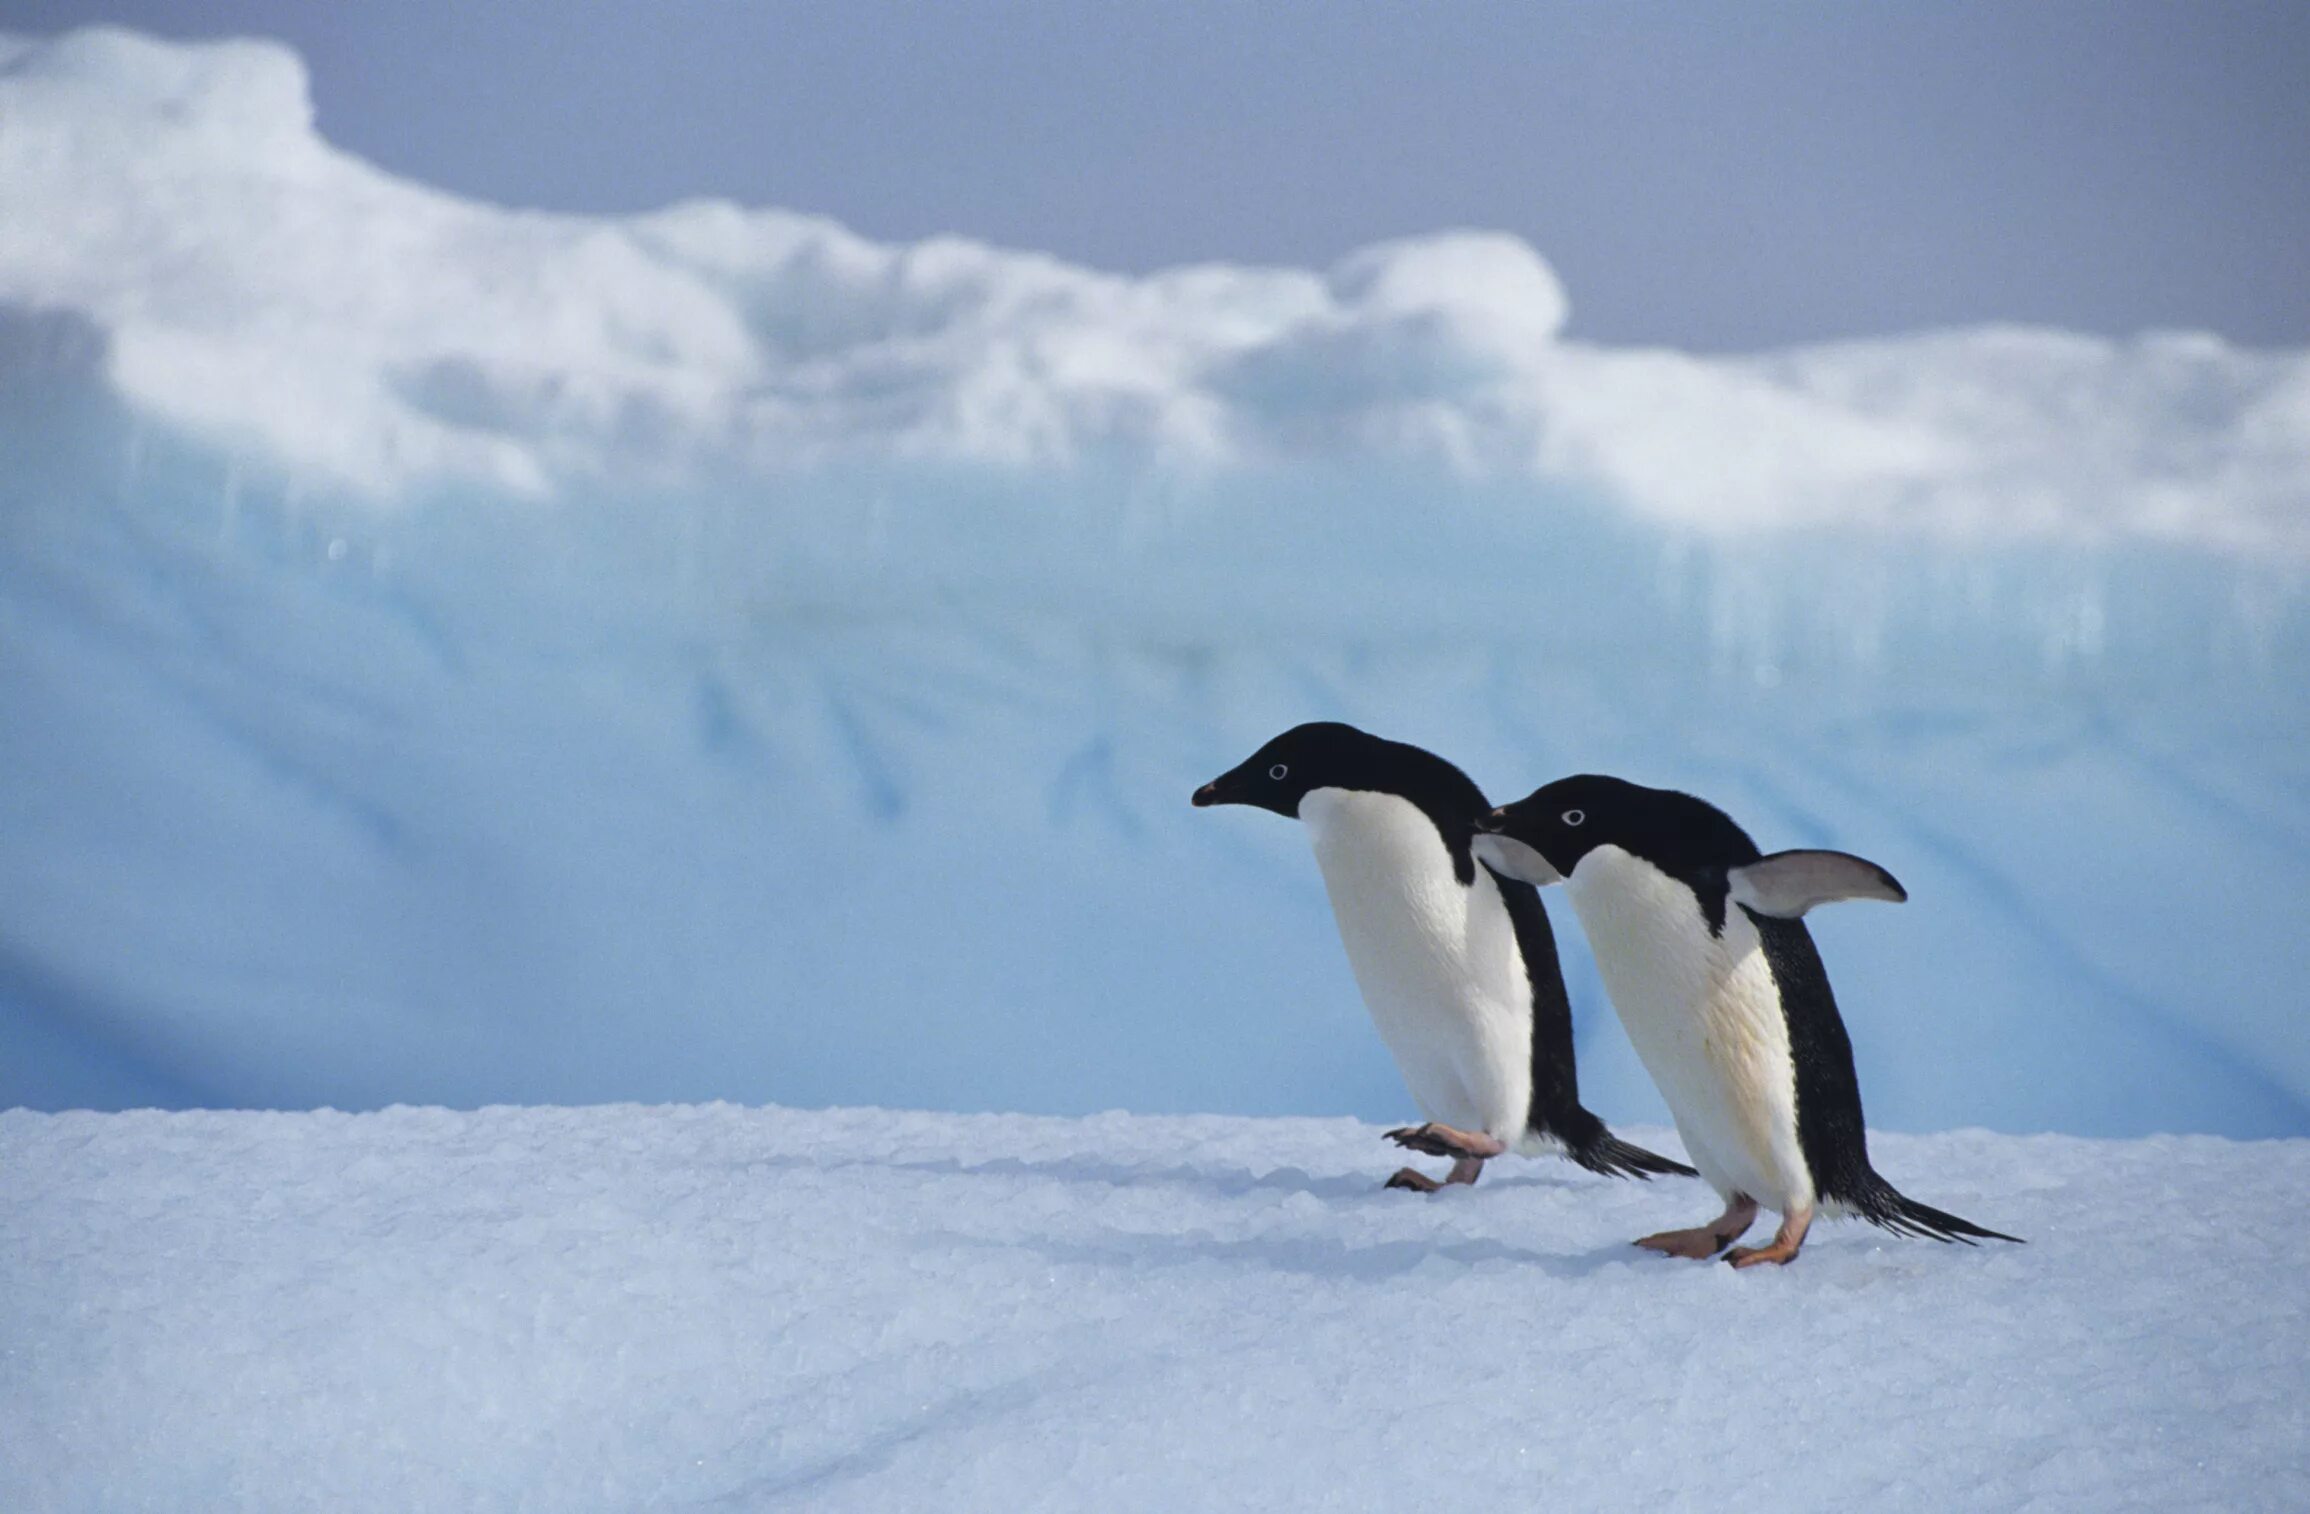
top-left (1561, 809), bottom-right (1585, 827)
top-left (1268, 764), bottom-right (1289, 781)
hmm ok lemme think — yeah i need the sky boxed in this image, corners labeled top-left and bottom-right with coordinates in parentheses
top-left (8, 0), bottom-right (2307, 352)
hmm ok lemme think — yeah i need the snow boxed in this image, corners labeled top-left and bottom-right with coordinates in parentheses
top-left (2, 1104), bottom-right (2302, 1511)
top-left (2, 27), bottom-right (2308, 1139)
top-left (4, 27), bottom-right (2309, 550)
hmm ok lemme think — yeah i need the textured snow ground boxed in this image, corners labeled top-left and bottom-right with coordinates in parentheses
top-left (2, 1104), bottom-right (2303, 1512)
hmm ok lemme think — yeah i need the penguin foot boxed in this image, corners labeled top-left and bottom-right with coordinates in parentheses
top-left (1635, 1226), bottom-right (1736, 1260)
top-left (1383, 1156), bottom-right (1485, 1194)
top-left (1724, 1208), bottom-right (1812, 1269)
top-left (1636, 1195), bottom-right (1758, 1259)
top-left (1384, 1124), bottom-right (1507, 1161)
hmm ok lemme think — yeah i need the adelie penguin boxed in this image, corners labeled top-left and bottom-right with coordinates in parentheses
top-left (1473, 775), bottom-right (2021, 1266)
top-left (1193, 723), bottom-right (1692, 1191)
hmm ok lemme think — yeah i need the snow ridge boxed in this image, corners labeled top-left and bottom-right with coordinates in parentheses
top-left (3, 26), bottom-right (2307, 552)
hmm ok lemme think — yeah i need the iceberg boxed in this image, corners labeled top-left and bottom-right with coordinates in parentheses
top-left (2, 29), bottom-right (2305, 1135)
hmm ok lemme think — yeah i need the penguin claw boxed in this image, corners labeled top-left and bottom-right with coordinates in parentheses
top-left (1384, 1123), bottom-right (1507, 1161)
top-left (1384, 1167), bottom-right (1443, 1193)
top-left (1722, 1210), bottom-right (1810, 1268)
top-left (1385, 1125), bottom-right (1454, 1157)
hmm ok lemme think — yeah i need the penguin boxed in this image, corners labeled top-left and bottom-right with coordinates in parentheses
top-left (1471, 775), bottom-right (2020, 1265)
top-left (1193, 723), bottom-right (1693, 1191)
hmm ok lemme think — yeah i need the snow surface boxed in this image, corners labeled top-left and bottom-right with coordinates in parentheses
top-left (3, 28), bottom-right (2309, 1136)
top-left (2, 1104), bottom-right (2303, 1512)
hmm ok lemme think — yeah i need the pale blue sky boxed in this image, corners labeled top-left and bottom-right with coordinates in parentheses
top-left (12, 1), bottom-right (2308, 349)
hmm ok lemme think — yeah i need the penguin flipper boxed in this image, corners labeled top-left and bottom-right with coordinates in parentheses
top-left (1728, 850), bottom-right (1907, 918)
top-left (1565, 1126), bottom-right (1698, 1181)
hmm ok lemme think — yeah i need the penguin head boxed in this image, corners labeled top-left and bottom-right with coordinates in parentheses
top-left (1474, 774), bottom-right (1758, 886)
top-left (1192, 722), bottom-right (1373, 819)
top-left (1193, 722), bottom-right (1473, 822)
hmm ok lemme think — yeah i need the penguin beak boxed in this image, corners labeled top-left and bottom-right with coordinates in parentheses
top-left (1475, 807), bottom-right (1508, 834)
top-left (1191, 781), bottom-right (1222, 808)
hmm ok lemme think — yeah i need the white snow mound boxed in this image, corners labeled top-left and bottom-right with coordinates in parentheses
top-left (2, 27), bottom-right (2307, 552)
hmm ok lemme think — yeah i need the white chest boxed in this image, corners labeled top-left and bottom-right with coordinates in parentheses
top-left (1565, 847), bottom-right (1811, 1209)
top-left (1300, 789), bottom-right (1533, 1141)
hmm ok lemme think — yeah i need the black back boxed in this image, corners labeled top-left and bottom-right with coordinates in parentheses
top-left (1491, 866), bottom-right (1611, 1154)
top-left (1747, 911), bottom-right (1878, 1211)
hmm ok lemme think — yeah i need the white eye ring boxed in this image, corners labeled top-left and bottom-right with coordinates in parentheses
top-left (1561, 809), bottom-right (1585, 827)
top-left (1269, 764), bottom-right (1289, 780)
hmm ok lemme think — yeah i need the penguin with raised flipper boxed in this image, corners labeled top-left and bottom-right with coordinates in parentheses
top-left (1473, 775), bottom-right (2021, 1265)
top-left (1193, 724), bottom-right (1692, 1191)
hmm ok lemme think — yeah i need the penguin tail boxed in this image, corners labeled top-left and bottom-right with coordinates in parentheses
top-left (1852, 1176), bottom-right (2023, 1245)
top-left (1567, 1128), bottom-right (1697, 1181)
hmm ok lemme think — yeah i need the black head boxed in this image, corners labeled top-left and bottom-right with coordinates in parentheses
top-left (1475, 774), bottom-right (1762, 882)
top-left (1192, 722), bottom-right (1485, 825)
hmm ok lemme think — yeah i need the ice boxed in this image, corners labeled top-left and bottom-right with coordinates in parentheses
top-left (2, 1104), bottom-right (2303, 1511)
top-left (2, 28), bottom-right (2308, 1137)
